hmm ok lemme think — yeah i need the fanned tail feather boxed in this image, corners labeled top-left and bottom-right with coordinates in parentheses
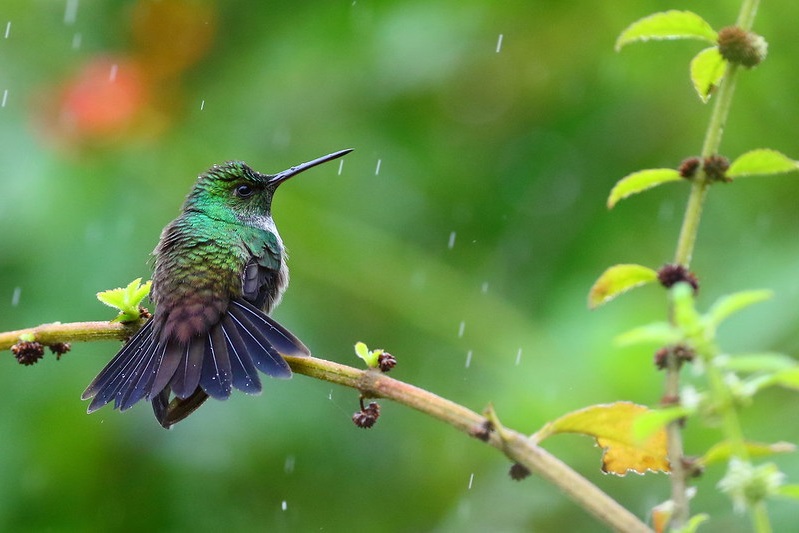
top-left (200, 326), bottom-right (233, 400)
top-left (83, 298), bottom-right (310, 423)
top-left (229, 299), bottom-right (310, 357)
top-left (82, 320), bottom-right (156, 412)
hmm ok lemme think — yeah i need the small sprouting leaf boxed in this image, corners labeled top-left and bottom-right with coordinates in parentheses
top-left (615, 11), bottom-right (718, 51)
top-left (616, 322), bottom-right (680, 347)
top-left (607, 169), bottom-right (682, 208)
top-left (672, 514), bottom-right (709, 533)
top-left (535, 402), bottom-right (669, 476)
top-left (727, 149), bottom-right (799, 178)
top-left (690, 47), bottom-right (726, 102)
top-left (706, 289), bottom-right (773, 328)
top-left (97, 278), bottom-right (152, 323)
top-left (588, 264), bottom-right (659, 309)
top-left (354, 341), bottom-right (383, 368)
top-left (355, 341), bottom-right (370, 360)
top-left (718, 352), bottom-right (796, 373)
top-left (700, 441), bottom-right (796, 468)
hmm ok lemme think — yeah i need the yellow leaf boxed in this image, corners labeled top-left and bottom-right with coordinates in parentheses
top-left (536, 402), bottom-right (670, 476)
top-left (588, 264), bottom-right (659, 309)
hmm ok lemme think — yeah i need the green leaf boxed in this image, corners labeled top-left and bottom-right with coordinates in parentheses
top-left (607, 169), bottom-right (682, 208)
top-left (706, 289), bottom-right (773, 328)
top-left (96, 278), bottom-right (152, 323)
top-left (588, 264), bottom-right (659, 309)
top-left (672, 513), bottom-right (709, 533)
top-left (718, 352), bottom-right (796, 373)
top-left (671, 283), bottom-right (701, 333)
top-left (770, 368), bottom-right (799, 390)
top-left (690, 47), bottom-right (726, 102)
top-left (700, 441), bottom-right (796, 468)
top-left (633, 406), bottom-right (692, 441)
top-left (615, 11), bottom-right (718, 51)
top-left (615, 322), bottom-right (680, 347)
top-left (775, 484), bottom-right (799, 500)
top-left (354, 341), bottom-right (382, 368)
top-left (727, 149), bottom-right (799, 178)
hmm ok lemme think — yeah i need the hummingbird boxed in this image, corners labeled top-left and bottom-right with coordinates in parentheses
top-left (82, 149), bottom-right (353, 428)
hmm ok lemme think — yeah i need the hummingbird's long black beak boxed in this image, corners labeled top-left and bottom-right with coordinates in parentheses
top-left (268, 149), bottom-right (353, 186)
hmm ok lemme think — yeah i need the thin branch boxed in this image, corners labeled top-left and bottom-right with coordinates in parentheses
top-left (1, 319), bottom-right (652, 533)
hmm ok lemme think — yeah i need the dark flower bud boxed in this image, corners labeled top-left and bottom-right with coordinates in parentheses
top-left (12, 341), bottom-right (45, 366)
top-left (718, 26), bottom-right (767, 68)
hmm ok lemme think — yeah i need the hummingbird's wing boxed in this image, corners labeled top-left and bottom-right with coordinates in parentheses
top-left (241, 231), bottom-right (285, 312)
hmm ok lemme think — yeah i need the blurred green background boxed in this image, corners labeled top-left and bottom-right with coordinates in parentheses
top-left (1, 1), bottom-right (798, 531)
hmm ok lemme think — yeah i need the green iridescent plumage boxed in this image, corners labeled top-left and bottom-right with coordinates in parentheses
top-left (82, 150), bottom-right (352, 428)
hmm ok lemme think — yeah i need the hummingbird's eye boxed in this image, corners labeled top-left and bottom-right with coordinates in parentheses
top-left (234, 184), bottom-right (255, 198)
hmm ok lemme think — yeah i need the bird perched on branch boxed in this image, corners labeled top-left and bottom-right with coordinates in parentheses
top-left (82, 149), bottom-right (353, 428)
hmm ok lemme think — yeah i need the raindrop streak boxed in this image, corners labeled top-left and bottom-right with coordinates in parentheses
top-left (375, 159), bottom-right (382, 175)
top-left (281, 501), bottom-right (287, 511)
top-left (72, 32), bottom-right (82, 49)
top-left (465, 350), bottom-right (473, 369)
top-left (496, 34), bottom-right (504, 53)
top-left (328, 389), bottom-right (333, 400)
top-left (284, 455), bottom-right (295, 474)
top-left (4, 22), bottom-right (10, 39)
top-left (11, 287), bottom-right (21, 307)
top-left (337, 159), bottom-right (344, 175)
top-left (481, 282), bottom-right (489, 294)
top-left (1, 90), bottom-right (7, 108)
top-left (515, 348), bottom-right (522, 366)
top-left (109, 64), bottom-right (118, 82)
top-left (458, 321), bottom-right (465, 338)
top-left (448, 231), bottom-right (456, 249)
top-left (468, 473), bottom-right (475, 489)
top-left (200, 99), bottom-right (205, 111)
top-left (64, 0), bottom-right (79, 25)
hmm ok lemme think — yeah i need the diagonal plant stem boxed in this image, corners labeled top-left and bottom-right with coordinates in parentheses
top-left (667, 0), bottom-right (761, 528)
top-left (0, 319), bottom-right (652, 533)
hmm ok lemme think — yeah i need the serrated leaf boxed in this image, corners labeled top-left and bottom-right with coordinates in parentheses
top-left (718, 352), bottom-right (796, 373)
top-left (727, 149), bottom-right (799, 178)
top-left (536, 402), bottom-right (670, 476)
top-left (690, 47), bottom-right (726, 102)
top-left (588, 264), bottom-right (659, 309)
top-left (615, 322), bottom-right (680, 347)
top-left (706, 289), bottom-right (773, 328)
top-left (96, 278), bottom-right (152, 323)
top-left (700, 441), bottom-right (796, 468)
top-left (615, 10), bottom-right (718, 51)
top-left (607, 169), bottom-right (683, 208)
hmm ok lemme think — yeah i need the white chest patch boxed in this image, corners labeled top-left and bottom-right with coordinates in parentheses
top-left (241, 214), bottom-right (284, 247)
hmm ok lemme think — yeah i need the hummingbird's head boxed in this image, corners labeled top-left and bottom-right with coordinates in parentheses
top-left (183, 149), bottom-right (352, 229)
